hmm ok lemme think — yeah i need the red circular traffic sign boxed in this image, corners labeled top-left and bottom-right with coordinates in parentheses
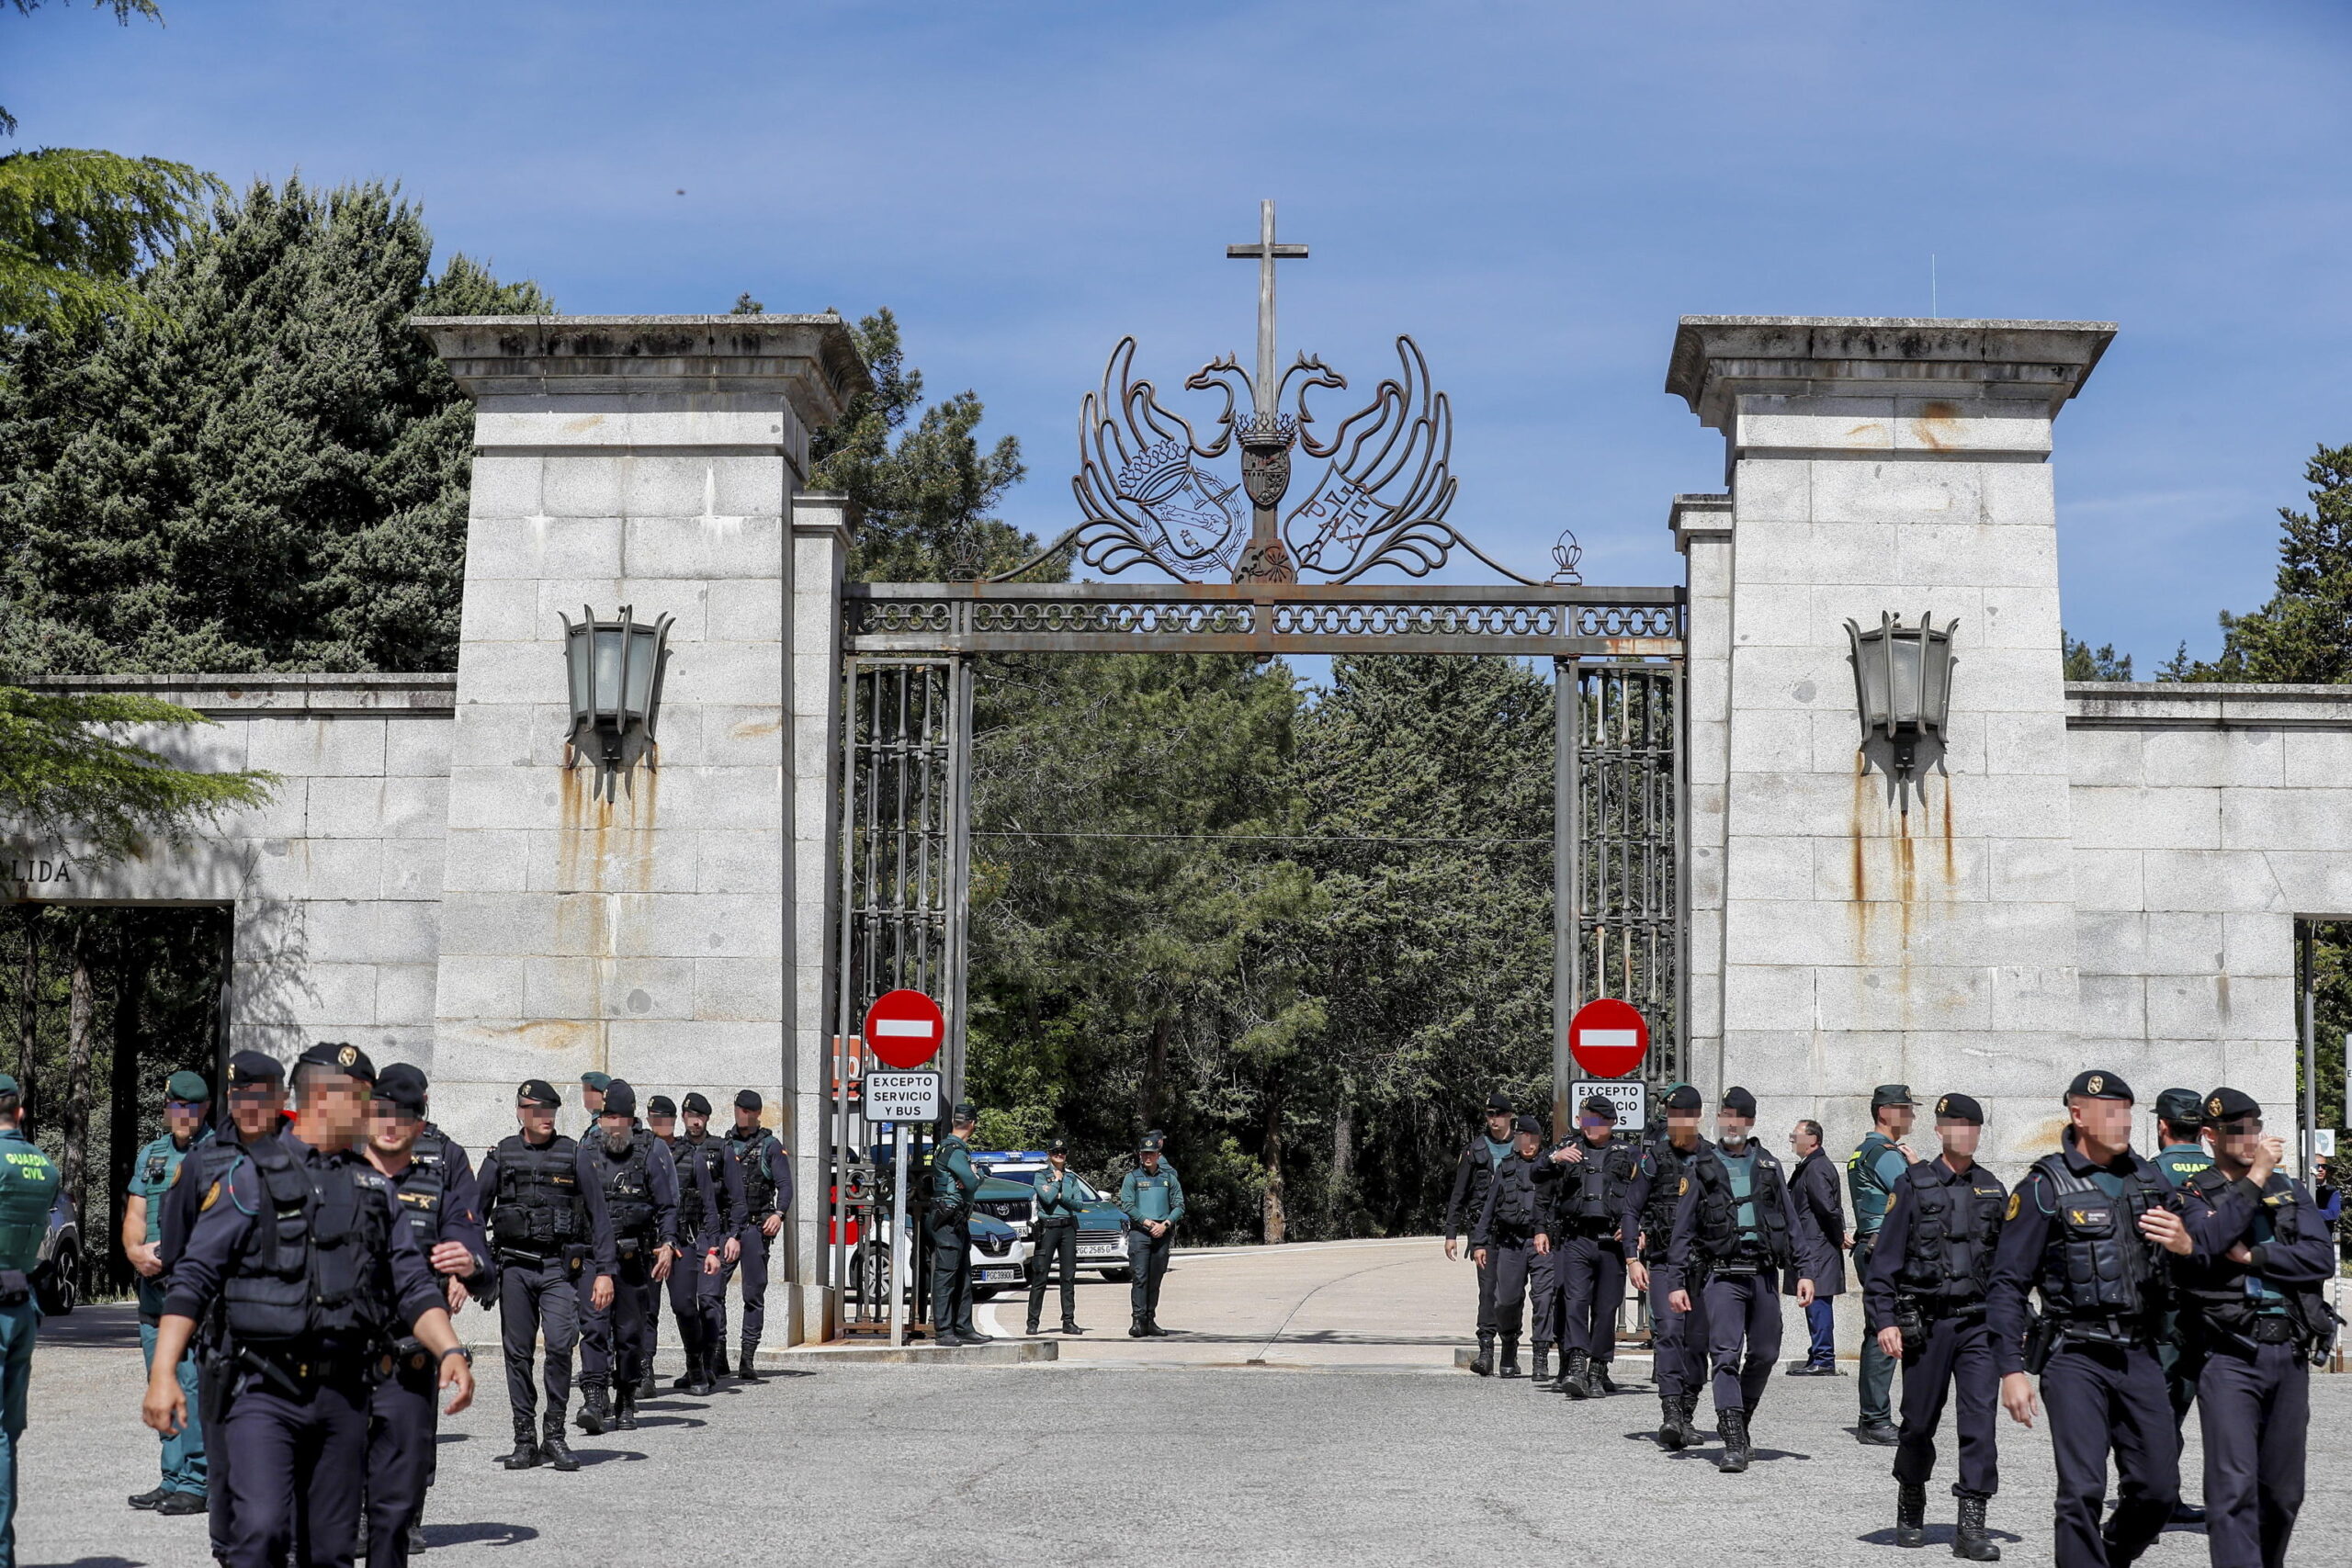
top-left (1567, 998), bottom-right (1647, 1079)
top-left (863, 989), bottom-right (945, 1069)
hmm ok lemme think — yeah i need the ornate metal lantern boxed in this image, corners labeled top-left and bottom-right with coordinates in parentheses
top-left (560, 604), bottom-right (673, 792)
top-left (1845, 612), bottom-right (1957, 808)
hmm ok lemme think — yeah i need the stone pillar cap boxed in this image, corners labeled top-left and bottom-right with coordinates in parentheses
top-left (1665, 316), bottom-right (2116, 431)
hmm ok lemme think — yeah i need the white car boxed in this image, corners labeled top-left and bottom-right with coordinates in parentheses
top-left (970, 1156), bottom-right (1134, 1281)
top-left (847, 1210), bottom-right (1035, 1304)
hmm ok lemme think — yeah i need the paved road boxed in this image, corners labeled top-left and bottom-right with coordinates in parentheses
top-left (16, 1258), bottom-right (2349, 1567)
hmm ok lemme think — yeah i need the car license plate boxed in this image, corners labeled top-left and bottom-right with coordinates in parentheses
top-left (1080, 1242), bottom-right (1124, 1258)
top-left (977, 1267), bottom-right (1021, 1283)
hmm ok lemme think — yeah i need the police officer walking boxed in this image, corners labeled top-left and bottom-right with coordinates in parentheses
top-left (141, 1043), bottom-right (477, 1568)
top-left (477, 1079), bottom-right (612, 1473)
top-left (0, 1074), bottom-right (60, 1567)
top-left (1784, 1117), bottom-right (1847, 1378)
top-left (573, 1080), bottom-right (677, 1436)
top-left (123, 1068), bottom-right (213, 1516)
top-left (927, 1101), bottom-right (987, 1347)
top-left (1626, 1083), bottom-right (1708, 1449)
top-left (1850, 1084), bottom-right (1917, 1445)
top-left (2174, 1088), bottom-right (2335, 1568)
top-left (1543, 1095), bottom-right (1636, 1398)
top-left (1025, 1138), bottom-right (1086, 1337)
top-left (1864, 1093), bottom-right (2008, 1560)
top-left (1666, 1086), bottom-right (1815, 1473)
top-left (1472, 1115), bottom-right (1551, 1380)
top-left (1119, 1130), bottom-right (1185, 1338)
top-left (664, 1093), bottom-right (742, 1394)
top-left (716, 1089), bottom-right (789, 1382)
top-left (1444, 1094), bottom-right (1517, 1375)
top-left (2150, 1086), bottom-right (2215, 1528)
top-left (1987, 1070), bottom-right (2190, 1568)
top-left (362, 1064), bottom-right (491, 1564)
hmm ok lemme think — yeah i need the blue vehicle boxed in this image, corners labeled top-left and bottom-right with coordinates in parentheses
top-left (970, 1151), bottom-right (1132, 1282)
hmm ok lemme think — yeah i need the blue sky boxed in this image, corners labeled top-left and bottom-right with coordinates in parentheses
top-left (14, 0), bottom-right (2351, 669)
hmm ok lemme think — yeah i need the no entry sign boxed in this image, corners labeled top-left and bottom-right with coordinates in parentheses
top-left (864, 989), bottom-right (945, 1070)
top-left (1567, 998), bottom-right (1647, 1079)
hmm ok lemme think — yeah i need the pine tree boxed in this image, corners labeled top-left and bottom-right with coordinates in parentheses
top-left (2061, 632), bottom-right (2133, 682)
top-left (2164, 443), bottom-right (2352, 683)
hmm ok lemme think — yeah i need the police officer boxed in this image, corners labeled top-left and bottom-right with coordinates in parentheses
top-left (1118, 1130), bottom-right (1185, 1338)
top-left (1850, 1083), bottom-right (1917, 1445)
top-left (1626, 1083), bottom-right (1708, 1449)
top-left (1473, 1114), bottom-right (1552, 1380)
top-left (1987, 1069), bottom-right (2190, 1568)
top-left (362, 1064), bottom-right (491, 1564)
top-left (1443, 1093), bottom-right (1517, 1375)
top-left (158, 1050), bottom-right (287, 1565)
top-left (1785, 1117), bottom-right (1848, 1377)
top-left (716, 1089), bottom-right (790, 1381)
top-left (2174, 1088), bottom-right (2335, 1568)
top-left (140, 1043), bottom-right (477, 1568)
top-left (1025, 1138), bottom-right (1086, 1337)
top-left (573, 1079), bottom-right (677, 1436)
top-left (477, 1079), bottom-right (611, 1472)
top-left (123, 1068), bottom-right (213, 1516)
top-left (663, 1092), bottom-right (741, 1394)
top-left (1543, 1095), bottom-right (1636, 1398)
top-left (578, 1072), bottom-right (609, 1138)
top-left (0, 1074), bottom-right (60, 1567)
top-left (1666, 1086), bottom-right (1814, 1473)
top-left (1865, 1093), bottom-right (2007, 1560)
top-left (928, 1102), bottom-right (987, 1347)
top-left (2150, 1085), bottom-right (2214, 1528)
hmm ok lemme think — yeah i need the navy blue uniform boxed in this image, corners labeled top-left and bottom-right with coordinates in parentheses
top-left (667, 1133), bottom-right (744, 1374)
top-left (1625, 1136), bottom-right (1708, 1408)
top-left (575, 1131), bottom-right (679, 1408)
top-left (1986, 1131), bottom-right (2178, 1568)
top-left (163, 1131), bottom-right (447, 1568)
top-left (1542, 1135), bottom-right (1635, 1370)
top-left (716, 1125), bottom-right (791, 1365)
top-left (477, 1134), bottom-right (614, 1450)
top-left (1471, 1151), bottom-right (1550, 1356)
top-left (1666, 1138), bottom-right (1804, 1419)
top-left (1864, 1156), bottom-right (2008, 1502)
top-left (160, 1126), bottom-right (261, 1560)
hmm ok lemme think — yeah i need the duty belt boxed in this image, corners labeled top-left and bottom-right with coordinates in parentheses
top-left (2249, 1315), bottom-right (2300, 1345)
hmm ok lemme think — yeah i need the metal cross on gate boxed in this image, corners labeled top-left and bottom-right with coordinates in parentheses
top-left (1226, 199), bottom-right (1309, 428)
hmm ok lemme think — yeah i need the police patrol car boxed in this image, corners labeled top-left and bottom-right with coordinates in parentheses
top-left (971, 1152), bottom-right (1133, 1281)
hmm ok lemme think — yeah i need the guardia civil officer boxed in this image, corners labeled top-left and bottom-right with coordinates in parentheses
top-left (1625, 1083), bottom-right (1708, 1449)
top-left (666, 1093), bottom-right (742, 1394)
top-left (1025, 1138), bottom-right (1086, 1337)
top-left (476, 1079), bottom-right (613, 1472)
top-left (1850, 1084), bottom-right (1917, 1444)
top-left (2174, 1088), bottom-right (2335, 1568)
top-left (141, 1043), bottom-right (477, 1568)
top-left (929, 1102), bottom-right (987, 1347)
top-left (1443, 1093), bottom-right (1517, 1374)
top-left (362, 1064), bottom-right (491, 1564)
top-left (715, 1089), bottom-right (789, 1380)
top-left (1542, 1095), bottom-right (1636, 1398)
top-left (573, 1079), bottom-right (678, 1435)
top-left (0, 1074), bottom-right (61, 1567)
top-left (1119, 1129), bottom-right (1186, 1337)
top-left (1784, 1117), bottom-right (1848, 1377)
top-left (578, 1072), bottom-right (610, 1138)
top-left (122, 1068), bottom-right (213, 1516)
top-left (1986, 1070), bottom-right (2190, 1568)
top-left (1665, 1086), bottom-right (1814, 1473)
top-left (1864, 1093), bottom-right (2008, 1560)
top-left (2150, 1086), bottom-right (2214, 1528)
top-left (1472, 1115), bottom-right (1552, 1379)
top-left (158, 1050), bottom-right (288, 1565)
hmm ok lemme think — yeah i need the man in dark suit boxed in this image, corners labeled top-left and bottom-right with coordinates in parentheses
top-left (1785, 1118), bottom-right (1848, 1376)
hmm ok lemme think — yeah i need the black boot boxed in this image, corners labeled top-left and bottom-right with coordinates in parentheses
top-left (1563, 1348), bottom-right (1592, 1400)
top-left (615, 1387), bottom-right (638, 1431)
top-left (1470, 1332), bottom-right (1495, 1376)
top-left (1498, 1337), bottom-right (1524, 1378)
top-left (1657, 1394), bottom-right (1689, 1450)
top-left (708, 1348), bottom-right (731, 1378)
top-left (1593, 1361), bottom-right (1618, 1394)
top-left (672, 1355), bottom-right (701, 1392)
top-left (574, 1382), bottom-right (609, 1437)
top-left (1530, 1343), bottom-right (1551, 1384)
top-left (1130, 1315), bottom-right (1148, 1338)
top-left (1716, 1406), bottom-right (1752, 1473)
top-left (1952, 1495), bottom-right (1999, 1562)
top-left (406, 1500), bottom-right (427, 1554)
top-left (1895, 1482), bottom-right (1928, 1547)
top-left (498, 1416), bottom-right (541, 1470)
top-left (737, 1340), bottom-right (766, 1382)
top-left (1676, 1395), bottom-right (1704, 1448)
top-left (1059, 1317), bottom-right (1084, 1335)
top-left (634, 1367), bottom-right (658, 1402)
top-left (539, 1429), bottom-right (580, 1472)
top-left (1026, 1313), bottom-right (1042, 1336)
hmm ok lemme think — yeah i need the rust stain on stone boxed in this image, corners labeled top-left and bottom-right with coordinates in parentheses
top-left (1939, 774), bottom-right (1956, 885)
top-left (730, 716), bottom-right (781, 740)
top-left (1850, 762), bottom-right (1871, 954)
top-left (1912, 399), bottom-right (1962, 452)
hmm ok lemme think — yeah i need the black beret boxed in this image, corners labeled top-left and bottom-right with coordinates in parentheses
top-left (1720, 1087), bottom-right (1758, 1116)
top-left (516, 1078), bottom-right (562, 1108)
top-left (226, 1050), bottom-right (285, 1089)
top-left (1580, 1094), bottom-right (1620, 1122)
top-left (1663, 1084), bottom-right (1703, 1111)
top-left (2154, 1088), bottom-right (2205, 1126)
top-left (1932, 1091), bottom-right (1984, 1125)
top-left (645, 1095), bottom-right (677, 1118)
top-left (1485, 1092), bottom-right (1514, 1115)
top-left (2201, 1087), bottom-right (2261, 1127)
top-left (602, 1079), bottom-right (637, 1119)
top-left (682, 1092), bottom-right (711, 1116)
top-left (2065, 1069), bottom-right (2132, 1104)
top-left (372, 1063), bottom-right (428, 1115)
top-left (735, 1089), bottom-right (763, 1112)
top-left (1871, 1083), bottom-right (1915, 1110)
top-left (296, 1042), bottom-right (376, 1082)
top-left (1512, 1114), bottom-right (1543, 1136)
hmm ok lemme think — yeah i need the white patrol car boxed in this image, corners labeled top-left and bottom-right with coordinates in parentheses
top-left (970, 1151), bottom-right (1133, 1281)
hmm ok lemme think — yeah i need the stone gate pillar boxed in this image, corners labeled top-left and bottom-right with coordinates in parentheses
top-left (1668, 317), bottom-right (2114, 1163)
top-left (414, 315), bottom-right (865, 1345)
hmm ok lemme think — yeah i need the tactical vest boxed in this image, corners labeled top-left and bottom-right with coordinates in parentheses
top-left (2175, 1168), bottom-right (2319, 1334)
top-left (1689, 1146), bottom-right (1792, 1268)
top-left (1893, 1165), bottom-right (2007, 1307)
top-left (1562, 1142), bottom-right (1635, 1231)
top-left (729, 1129), bottom-right (777, 1214)
top-left (220, 1139), bottom-right (392, 1348)
top-left (390, 1128), bottom-right (450, 1250)
top-left (1487, 1157), bottom-right (1540, 1235)
top-left (1639, 1140), bottom-right (1699, 1262)
top-left (160, 1134), bottom-right (247, 1277)
top-left (1849, 1133), bottom-right (1901, 1233)
top-left (2030, 1153), bottom-right (2168, 1320)
top-left (673, 1137), bottom-right (715, 1240)
top-left (0, 1132), bottom-right (59, 1275)
top-left (594, 1135), bottom-right (659, 1250)
top-left (488, 1134), bottom-right (585, 1258)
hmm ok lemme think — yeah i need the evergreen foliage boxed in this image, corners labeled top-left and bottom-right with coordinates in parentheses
top-left (2061, 632), bottom-right (2132, 682)
top-left (0, 687), bottom-right (271, 861)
